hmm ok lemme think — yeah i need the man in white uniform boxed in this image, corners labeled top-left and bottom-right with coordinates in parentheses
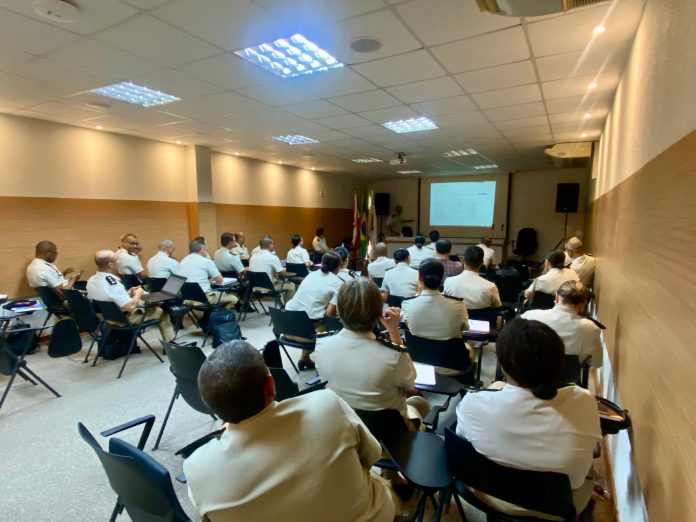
top-left (565, 237), bottom-right (595, 287)
top-left (26, 240), bottom-right (81, 297)
top-left (522, 280), bottom-right (602, 367)
top-left (476, 237), bottom-right (497, 270)
top-left (116, 233), bottom-right (147, 280)
top-left (232, 231), bottom-right (250, 261)
top-left (86, 250), bottom-right (174, 341)
top-left (146, 240), bottom-right (179, 279)
top-left (444, 246), bottom-right (501, 310)
top-left (184, 341), bottom-right (395, 522)
top-left (381, 249), bottom-right (418, 300)
top-left (524, 251), bottom-right (579, 300)
top-left (286, 234), bottom-right (312, 266)
top-left (213, 232), bottom-right (245, 275)
top-left (248, 236), bottom-right (295, 304)
top-left (178, 241), bottom-right (238, 309)
top-left (367, 243), bottom-right (395, 279)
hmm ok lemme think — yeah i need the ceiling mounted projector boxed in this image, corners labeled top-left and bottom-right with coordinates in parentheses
top-left (475, 0), bottom-right (610, 17)
top-left (32, 0), bottom-right (81, 23)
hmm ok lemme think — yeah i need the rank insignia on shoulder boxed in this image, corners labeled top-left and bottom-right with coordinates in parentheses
top-left (105, 275), bottom-right (119, 286)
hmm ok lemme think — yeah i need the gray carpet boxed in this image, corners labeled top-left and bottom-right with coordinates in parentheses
top-left (0, 305), bottom-right (499, 521)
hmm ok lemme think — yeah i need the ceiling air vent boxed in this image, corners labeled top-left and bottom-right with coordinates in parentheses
top-left (475, 0), bottom-right (610, 17)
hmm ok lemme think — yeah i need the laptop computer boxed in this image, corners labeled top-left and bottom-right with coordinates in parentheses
top-left (142, 274), bottom-right (187, 303)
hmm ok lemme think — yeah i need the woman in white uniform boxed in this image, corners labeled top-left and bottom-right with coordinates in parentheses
top-left (407, 234), bottom-right (436, 268)
top-left (524, 250), bottom-right (579, 300)
top-left (334, 246), bottom-right (356, 283)
top-left (381, 248), bottom-right (418, 301)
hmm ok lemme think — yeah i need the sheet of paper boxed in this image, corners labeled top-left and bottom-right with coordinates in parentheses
top-left (220, 277), bottom-right (238, 285)
top-left (414, 362), bottom-right (436, 386)
top-left (467, 319), bottom-right (490, 333)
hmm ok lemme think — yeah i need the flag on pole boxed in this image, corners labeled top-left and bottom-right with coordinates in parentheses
top-left (359, 191), bottom-right (368, 259)
top-left (351, 189), bottom-right (362, 259)
top-left (367, 187), bottom-right (377, 254)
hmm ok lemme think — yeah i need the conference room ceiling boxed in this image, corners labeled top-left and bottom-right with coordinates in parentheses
top-left (0, 0), bottom-right (645, 176)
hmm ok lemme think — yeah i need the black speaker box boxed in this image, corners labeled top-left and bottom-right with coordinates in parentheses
top-left (375, 193), bottom-right (390, 216)
top-left (555, 183), bottom-right (580, 213)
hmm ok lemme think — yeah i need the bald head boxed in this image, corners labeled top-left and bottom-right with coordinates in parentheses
top-left (566, 237), bottom-right (585, 258)
top-left (374, 242), bottom-right (388, 258)
top-left (94, 250), bottom-right (116, 270)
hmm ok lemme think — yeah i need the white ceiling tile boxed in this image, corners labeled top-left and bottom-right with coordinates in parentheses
top-left (548, 108), bottom-right (608, 124)
top-left (494, 115), bottom-right (549, 130)
top-left (541, 70), bottom-right (620, 100)
top-left (255, 0), bottom-right (385, 22)
top-left (0, 47), bottom-right (34, 71)
top-left (411, 95), bottom-right (477, 117)
top-left (353, 50), bottom-right (446, 88)
top-left (9, 57), bottom-right (112, 90)
top-left (94, 14), bottom-right (219, 66)
top-left (386, 77), bottom-right (463, 104)
top-left (315, 113), bottom-right (373, 130)
top-left (535, 39), bottom-right (633, 82)
top-left (194, 91), bottom-right (268, 114)
top-left (471, 84), bottom-right (542, 109)
top-left (177, 53), bottom-right (274, 91)
top-left (551, 121), bottom-right (603, 135)
top-left (544, 91), bottom-right (614, 114)
top-left (283, 100), bottom-right (348, 119)
top-left (0, 72), bottom-right (75, 100)
top-left (160, 121), bottom-right (228, 134)
top-left (294, 68), bottom-right (377, 98)
top-left (271, 119), bottom-right (330, 135)
top-left (431, 110), bottom-right (489, 128)
top-left (0, 9), bottom-right (79, 54)
top-left (358, 105), bottom-right (420, 124)
top-left (330, 89), bottom-right (401, 113)
top-left (554, 130), bottom-right (601, 142)
top-left (395, 0), bottom-right (520, 46)
top-left (235, 80), bottom-right (319, 106)
top-left (236, 107), bottom-right (303, 126)
top-left (155, 100), bottom-right (224, 121)
top-left (431, 27), bottom-right (530, 74)
top-left (342, 125), bottom-right (392, 138)
top-left (454, 60), bottom-right (537, 93)
top-left (19, 101), bottom-right (102, 121)
top-left (501, 125), bottom-right (552, 138)
top-left (295, 129), bottom-right (350, 142)
top-left (509, 135), bottom-right (554, 147)
top-left (120, 0), bottom-right (172, 8)
top-left (131, 68), bottom-right (224, 99)
top-left (0, 90), bottom-right (43, 109)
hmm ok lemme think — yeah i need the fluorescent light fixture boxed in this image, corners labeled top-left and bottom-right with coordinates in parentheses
top-left (235, 152), bottom-right (240, 156)
top-left (352, 158), bottom-right (383, 164)
top-left (583, 112), bottom-right (592, 119)
top-left (593, 25), bottom-right (606, 36)
top-left (397, 170), bottom-right (422, 174)
top-left (441, 148), bottom-right (478, 158)
top-left (587, 81), bottom-right (598, 90)
top-left (383, 117), bottom-right (438, 134)
top-left (278, 160), bottom-right (283, 164)
top-left (176, 140), bottom-right (182, 144)
top-left (235, 34), bottom-right (343, 79)
top-left (580, 132), bottom-right (589, 138)
top-left (95, 125), bottom-right (103, 130)
top-left (270, 135), bottom-right (319, 145)
top-left (472, 164), bottom-right (498, 170)
top-left (91, 81), bottom-right (180, 107)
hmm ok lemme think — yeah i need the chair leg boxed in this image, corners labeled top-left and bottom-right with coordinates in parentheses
top-left (139, 333), bottom-right (163, 362)
top-left (21, 366), bottom-right (61, 398)
top-left (83, 333), bottom-right (98, 364)
top-left (108, 500), bottom-right (122, 522)
top-left (279, 343), bottom-right (299, 373)
top-left (0, 367), bottom-right (20, 412)
top-left (116, 333), bottom-right (139, 379)
top-left (92, 328), bottom-right (110, 367)
top-left (17, 368), bottom-right (38, 385)
top-left (451, 486), bottom-right (468, 521)
top-left (153, 388), bottom-right (179, 450)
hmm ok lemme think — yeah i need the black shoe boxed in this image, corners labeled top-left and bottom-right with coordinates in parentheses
top-left (298, 360), bottom-right (316, 371)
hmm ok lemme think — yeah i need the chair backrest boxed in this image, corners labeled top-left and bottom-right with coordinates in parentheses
top-left (444, 427), bottom-right (575, 521)
top-left (556, 354), bottom-right (588, 387)
top-left (147, 278), bottom-right (168, 293)
top-left (355, 408), bottom-right (410, 445)
top-left (64, 289), bottom-right (100, 333)
top-left (514, 228), bottom-right (538, 255)
top-left (47, 319), bottom-right (83, 358)
top-left (247, 271), bottom-right (275, 291)
top-left (78, 423), bottom-right (190, 522)
top-left (35, 285), bottom-right (65, 312)
top-left (94, 300), bottom-right (130, 324)
top-left (372, 276), bottom-right (384, 288)
top-left (285, 263), bottom-right (309, 277)
top-left (386, 294), bottom-right (404, 308)
top-left (404, 331), bottom-right (471, 373)
top-left (180, 282), bottom-right (210, 305)
top-left (219, 270), bottom-right (238, 278)
top-left (468, 307), bottom-right (498, 329)
top-left (269, 367), bottom-right (301, 401)
top-left (161, 341), bottom-right (211, 415)
top-left (529, 291), bottom-right (555, 310)
top-left (323, 314), bottom-right (343, 332)
top-left (490, 272), bottom-right (524, 304)
top-left (120, 274), bottom-right (142, 291)
top-left (270, 308), bottom-right (316, 339)
top-left (0, 336), bottom-right (16, 376)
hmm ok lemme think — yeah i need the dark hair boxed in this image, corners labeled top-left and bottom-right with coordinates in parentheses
top-left (220, 232), bottom-right (235, 247)
top-left (393, 248), bottom-right (410, 263)
top-left (189, 240), bottom-right (206, 254)
top-left (429, 230), bottom-right (440, 242)
top-left (419, 258), bottom-right (444, 290)
top-left (291, 234), bottom-right (302, 247)
top-left (480, 237), bottom-right (492, 247)
top-left (496, 319), bottom-right (564, 400)
top-left (464, 245), bottom-right (484, 269)
top-left (320, 251), bottom-right (341, 273)
top-left (334, 246), bottom-right (349, 262)
top-left (316, 227), bottom-right (324, 236)
top-left (557, 280), bottom-right (590, 306)
top-left (547, 250), bottom-right (566, 269)
top-left (198, 340), bottom-right (269, 423)
top-left (192, 236), bottom-right (206, 244)
top-left (435, 239), bottom-right (452, 255)
top-left (337, 278), bottom-right (383, 332)
top-left (414, 234), bottom-right (426, 248)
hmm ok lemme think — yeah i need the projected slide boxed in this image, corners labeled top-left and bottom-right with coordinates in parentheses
top-left (430, 181), bottom-right (497, 227)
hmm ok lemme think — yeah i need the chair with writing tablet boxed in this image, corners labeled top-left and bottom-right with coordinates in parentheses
top-left (35, 285), bottom-right (71, 330)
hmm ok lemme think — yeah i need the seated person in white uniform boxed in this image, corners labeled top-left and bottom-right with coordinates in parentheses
top-left (232, 231), bottom-right (250, 261)
top-left (524, 250), bottom-right (579, 300)
top-left (407, 234), bottom-right (436, 268)
top-left (565, 237), bottom-right (595, 287)
top-left (178, 241), bottom-right (238, 309)
top-left (86, 250), bottom-right (174, 341)
top-left (381, 248), bottom-right (418, 301)
top-left (213, 232), bottom-right (245, 276)
top-left (402, 259), bottom-right (469, 339)
top-left (26, 240), bottom-right (82, 297)
top-left (522, 280), bottom-right (602, 368)
top-left (146, 239), bottom-right (179, 279)
top-left (191, 236), bottom-right (212, 259)
top-left (456, 318), bottom-right (601, 515)
top-left (315, 278), bottom-right (430, 430)
top-left (184, 341), bottom-right (395, 522)
top-left (367, 243), bottom-right (395, 280)
top-left (334, 246), bottom-right (356, 282)
top-left (116, 233), bottom-right (148, 281)
top-left (248, 236), bottom-right (295, 304)
top-left (285, 252), bottom-right (343, 370)
top-left (444, 246), bottom-right (502, 310)
top-left (425, 230), bottom-right (439, 253)
top-left (476, 237), bottom-right (498, 270)
top-left (286, 234), bottom-right (312, 266)
top-left (312, 227), bottom-right (329, 254)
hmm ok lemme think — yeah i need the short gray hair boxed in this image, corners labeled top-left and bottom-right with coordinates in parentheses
top-left (159, 239), bottom-right (174, 250)
top-left (189, 240), bottom-right (206, 254)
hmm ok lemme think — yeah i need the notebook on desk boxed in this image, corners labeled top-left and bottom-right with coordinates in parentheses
top-left (414, 362), bottom-right (436, 386)
top-left (465, 319), bottom-right (490, 334)
top-left (212, 277), bottom-right (238, 288)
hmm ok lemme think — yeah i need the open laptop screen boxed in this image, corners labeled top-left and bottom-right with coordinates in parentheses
top-left (161, 274), bottom-right (187, 294)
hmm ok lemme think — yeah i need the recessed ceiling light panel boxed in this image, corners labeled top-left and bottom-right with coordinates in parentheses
top-left (235, 34), bottom-right (343, 79)
top-left (441, 148), bottom-right (478, 158)
top-left (397, 170), bottom-right (422, 174)
top-left (91, 81), bottom-right (180, 107)
top-left (383, 117), bottom-right (438, 134)
top-left (352, 158), bottom-right (382, 163)
top-left (472, 164), bottom-right (498, 170)
top-left (270, 135), bottom-right (319, 145)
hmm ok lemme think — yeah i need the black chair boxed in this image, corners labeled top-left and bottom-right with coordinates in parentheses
top-left (242, 272), bottom-right (284, 324)
top-left (404, 331), bottom-right (473, 378)
top-left (0, 328), bottom-right (60, 413)
top-left (386, 294), bottom-right (404, 308)
top-left (154, 341), bottom-right (216, 450)
top-left (47, 318), bottom-right (83, 358)
top-left (78, 415), bottom-right (192, 522)
top-left (372, 276), bottom-right (384, 288)
top-left (120, 274), bottom-right (143, 291)
top-left (528, 291), bottom-right (556, 310)
top-left (557, 354), bottom-right (590, 388)
top-left (284, 263), bottom-right (309, 285)
top-left (35, 285), bottom-right (71, 328)
top-left (323, 314), bottom-right (343, 332)
top-left (466, 308), bottom-right (500, 341)
top-left (64, 289), bottom-right (104, 363)
top-left (444, 426), bottom-right (576, 522)
top-left (512, 228), bottom-right (538, 262)
top-left (147, 277), bottom-right (168, 293)
top-left (269, 367), bottom-right (327, 401)
top-left (269, 307), bottom-right (316, 373)
top-left (93, 300), bottom-right (163, 379)
top-left (180, 282), bottom-right (223, 346)
top-left (490, 270), bottom-right (526, 313)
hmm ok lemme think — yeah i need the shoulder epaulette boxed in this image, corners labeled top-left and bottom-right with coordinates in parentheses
top-left (316, 330), bottom-right (340, 339)
top-left (105, 275), bottom-right (120, 286)
top-left (443, 294), bottom-right (463, 301)
top-left (377, 335), bottom-right (408, 352)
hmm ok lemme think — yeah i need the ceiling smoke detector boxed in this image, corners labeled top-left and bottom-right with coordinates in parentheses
top-left (32, 0), bottom-right (81, 23)
top-left (350, 37), bottom-right (382, 53)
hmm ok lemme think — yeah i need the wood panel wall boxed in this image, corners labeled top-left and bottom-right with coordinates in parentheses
top-left (585, 130), bottom-right (696, 521)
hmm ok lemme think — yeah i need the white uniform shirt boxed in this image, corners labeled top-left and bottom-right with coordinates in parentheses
top-left (213, 248), bottom-right (244, 274)
top-left (86, 272), bottom-right (130, 308)
top-left (570, 254), bottom-right (595, 287)
top-left (315, 329), bottom-right (416, 418)
top-left (337, 268), bottom-right (354, 283)
top-left (26, 258), bottom-right (67, 288)
top-left (177, 253), bottom-right (221, 293)
top-left (249, 249), bottom-right (283, 283)
top-left (286, 246), bottom-right (311, 265)
top-left (476, 243), bottom-right (497, 269)
top-left (444, 270), bottom-right (502, 310)
top-left (184, 390), bottom-right (394, 522)
top-left (381, 263), bottom-right (418, 298)
top-left (425, 242), bottom-right (436, 253)
top-left (367, 257), bottom-right (395, 279)
top-left (402, 290), bottom-right (469, 339)
top-left (146, 251), bottom-right (179, 279)
top-left (285, 270), bottom-right (343, 320)
top-left (312, 235), bottom-right (329, 252)
top-left (231, 244), bottom-right (249, 260)
top-left (530, 267), bottom-right (579, 295)
top-left (115, 248), bottom-right (144, 275)
top-left (407, 245), bottom-right (436, 268)
top-left (456, 384), bottom-right (602, 490)
top-left (522, 306), bottom-right (603, 367)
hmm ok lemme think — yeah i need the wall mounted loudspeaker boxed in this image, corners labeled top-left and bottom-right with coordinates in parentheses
top-left (375, 193), bottom-right (390, 216)
top-left (555, 183), bottom-right (580, 213)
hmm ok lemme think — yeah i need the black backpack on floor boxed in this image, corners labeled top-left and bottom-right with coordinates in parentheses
top-left (209, 310), bottom-right (243, 348)
top-left (98, 323), bottom-right (141, 360)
